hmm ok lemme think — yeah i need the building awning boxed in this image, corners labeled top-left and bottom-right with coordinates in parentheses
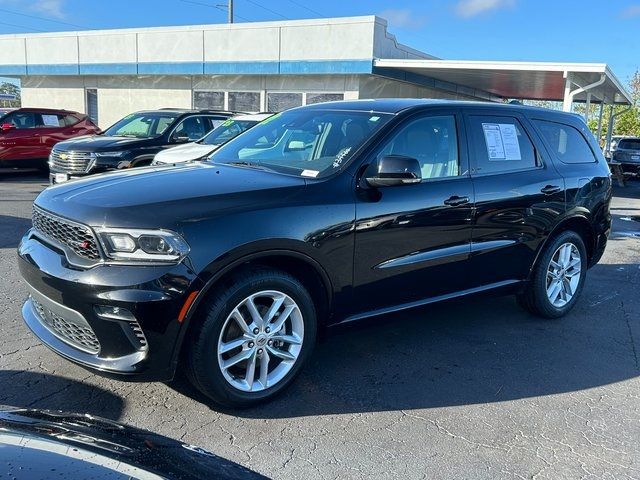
top-left (374, 59), bottom-right (632, 107)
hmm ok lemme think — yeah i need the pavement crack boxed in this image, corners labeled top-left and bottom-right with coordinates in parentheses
top-left (621, 299), bottom-right (639, 371)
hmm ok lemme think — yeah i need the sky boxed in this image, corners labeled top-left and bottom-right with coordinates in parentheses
top-left (1, 0), bottom-right (639, 88)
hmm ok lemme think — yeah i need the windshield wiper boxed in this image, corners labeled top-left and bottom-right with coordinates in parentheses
top-left (226, 161), bottom-right (276, 172)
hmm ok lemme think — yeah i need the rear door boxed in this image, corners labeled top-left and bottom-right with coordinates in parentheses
top-left (464, 109), bottom-right (565, 286)
top-left (353, 109), bottom-right (475, 314)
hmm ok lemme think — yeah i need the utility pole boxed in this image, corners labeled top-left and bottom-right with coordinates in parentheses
top-left (228, 0), bottom-right (233, 23)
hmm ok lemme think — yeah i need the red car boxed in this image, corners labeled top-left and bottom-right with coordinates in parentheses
top-left (0, 108), bottom-right (99, 171)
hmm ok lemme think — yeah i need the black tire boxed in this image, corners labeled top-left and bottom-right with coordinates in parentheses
top-left (517, 230), bottom-right (588, 319)
top-left (185, 267), bottom-right (317, 408)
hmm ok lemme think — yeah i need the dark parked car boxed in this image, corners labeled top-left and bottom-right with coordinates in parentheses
top-left (0, 406), bottom-right (268, 479)
top-left (18, 100), bottom-right (611, 408)
top-left (0, 107), bottom-right (99, 171)
top-left (48, 109), bottom-right (235, 184)
top-left (610, 136), bottom-right (640, 175)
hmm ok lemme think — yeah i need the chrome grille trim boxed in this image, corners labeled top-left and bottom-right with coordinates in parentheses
top-left (31, 297), bottom-right (101, 355)
top-left (49, 148), bottom-right (95, 174)
top-left (31, 205), bottom-right (101, 260)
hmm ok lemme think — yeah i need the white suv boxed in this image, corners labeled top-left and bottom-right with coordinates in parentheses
top-left (152, 113), bottom-right (273, 165)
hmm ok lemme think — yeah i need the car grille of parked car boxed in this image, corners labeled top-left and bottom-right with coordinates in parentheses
top-left (49, 149), bottom-right (95, 174)
top-left (31, 297), bottom-right (101, 354)
top-left (32, 205), bottom-right (101, 260)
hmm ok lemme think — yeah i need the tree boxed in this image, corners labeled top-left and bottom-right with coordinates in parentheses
top-left (0, 82), bottom-right (20, 108)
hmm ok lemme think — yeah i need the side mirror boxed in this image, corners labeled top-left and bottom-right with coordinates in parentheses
top-left (172, 134), bottom-right (190, 144)
top-left (1, 123), bottom-right (15, 132)
top-left (365, 155), bottom-right (422, 187)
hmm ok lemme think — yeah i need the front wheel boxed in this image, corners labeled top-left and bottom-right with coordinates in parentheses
top-left (517, 231), bottom-right (587, 318)
top-left (186, 268), bottom-right (317, 408)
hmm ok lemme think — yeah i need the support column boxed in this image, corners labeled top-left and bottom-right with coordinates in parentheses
top-left (596, 103), bottom-right (604, 144)
top-left (584, 92), bottom-right (591, 123)
top-left (605, 104), bottom-right (615, 153)
top-left (563, 72), bottom-right (573, 112)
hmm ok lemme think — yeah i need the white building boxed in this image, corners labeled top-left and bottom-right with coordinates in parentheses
top-left (0, 15), bottom-right (631, 131)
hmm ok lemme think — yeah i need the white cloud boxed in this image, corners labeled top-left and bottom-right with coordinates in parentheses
top-left (379, 8), bottom-right (427, 29)
top-left (455, 0), bottom-right (515, 18)
top-left (621, 5), bottom-right (640, 18)
top-left (0, 0), bottom-right (68, 19)
top-left (35, 0), bottom-right (67, 19)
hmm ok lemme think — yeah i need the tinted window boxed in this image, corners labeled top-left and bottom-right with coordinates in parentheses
top-left (172, 116), bottom-right (208, 141)
top-left (267, 92), bottom-right (303, 112)
top-left (469, 116), bottom-right (538, 174)
top-left (376, 115), bottom-right (459, 180)
top-left (194, 91), bottom-right (224, 110)
top-left (62, 114), bottom-right (80, 126)
top-left (306, 93), bottom-right (344, 105)
top-left (228, 92), bottom-right (260, 112)
top-left (617, 139), bottom-right (640, 151)
top-left (534, 120), bottom-right (597, 164)
top-left (3, 112), bottom-right (37, 129)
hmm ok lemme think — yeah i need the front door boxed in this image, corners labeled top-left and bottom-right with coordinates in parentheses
top-left (352, 111), bottom-right (475, 314)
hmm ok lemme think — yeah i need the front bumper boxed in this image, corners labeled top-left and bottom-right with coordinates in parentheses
top-left (18, 231), bottom-right (199, 381)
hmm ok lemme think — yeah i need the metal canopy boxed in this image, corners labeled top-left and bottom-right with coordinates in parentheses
top-left (374, 59), bottom-right (632, 106)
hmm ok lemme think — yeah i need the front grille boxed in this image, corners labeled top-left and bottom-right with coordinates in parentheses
top-left (32, 206), bottom-right (101, 260)
top-left (32, 298), bottom-right (101, 354)
top-left (49, 149), bottom-right (95, 174)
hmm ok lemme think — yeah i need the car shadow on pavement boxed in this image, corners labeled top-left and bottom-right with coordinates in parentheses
top-left (0, 215), bottom-right (31, 248)
top-left (0, 370), bottom-right (124, 420)
top-left (171, 262), bottom-right (640, 418)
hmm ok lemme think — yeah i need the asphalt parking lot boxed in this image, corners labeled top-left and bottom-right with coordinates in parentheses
top-left (1, 170), bottom-right (639, 479)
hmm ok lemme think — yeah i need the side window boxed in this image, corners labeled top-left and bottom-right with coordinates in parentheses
top-left (534, 120), bottom-right (597, 164)
top-left (39, 114), bottom-right (65, 128)
top-left (376, 115), bottom-right (460, 180)
top-left (173, 116), bottom-right (207, 141)
top-left (469, 116), bottom-right (538, 175)
top-left (4, 112), bottom-right (37, 129)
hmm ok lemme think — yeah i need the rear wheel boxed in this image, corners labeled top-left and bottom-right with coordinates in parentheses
top-left (517, 231), bottom-right (587, 318)
top-left (186, 268), bottom-right (317, 408)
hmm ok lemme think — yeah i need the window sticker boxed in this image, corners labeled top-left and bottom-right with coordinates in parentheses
top-left (301, 169), bottom-right (319, 178)
top-left (482, 123), bottom-right (522, 161)
top-left (42, 115), bottom-right (59, 126)
top-left (221, 119), bottom-right (235, 127)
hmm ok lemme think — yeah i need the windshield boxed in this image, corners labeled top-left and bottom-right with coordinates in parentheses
top-left (209, 110), bottom-right (393, 177)
top-left (200, 119), bottom-right (259, 146)
top-left (617, 139), bottom-right (640, 150)
top-left (103, 112), bottom-right (178, 138)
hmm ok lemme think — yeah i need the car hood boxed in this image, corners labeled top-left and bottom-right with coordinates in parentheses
top-left (55, 135), bottom-right (152, 152)
top-left (154, 142), bottom-right (217, 164)
top-left (0, 406), bottom-right (268, 480)
top-left (35, 162), bottom-right (307, 228)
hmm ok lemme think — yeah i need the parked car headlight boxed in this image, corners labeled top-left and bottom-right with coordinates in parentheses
top-left (96, 228), bottom-right (190, 263)
top-left (95, 151), bottom-right (128, 157)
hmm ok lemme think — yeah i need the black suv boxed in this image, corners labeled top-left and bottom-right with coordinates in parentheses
top-left (610, 136), bottom-right (640, 175)
top-left (48, 109), bottom-right (235, 184)
top-left (19, 100), bottom-right (611, 408)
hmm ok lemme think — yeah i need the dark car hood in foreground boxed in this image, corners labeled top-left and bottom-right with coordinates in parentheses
top-left (34, 162), bottom-right (307, 228)
top-left (0, 406), bottom-right (268, 480)
top-left (54, 135), bottom-right (151, 152)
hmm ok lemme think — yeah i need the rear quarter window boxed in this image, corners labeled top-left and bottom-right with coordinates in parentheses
top-left (533, 120), bottom-right (597, 164)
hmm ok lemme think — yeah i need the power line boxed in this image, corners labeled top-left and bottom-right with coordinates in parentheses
top-left (0, 7), bottom-right (86, 29)
top-left (284, 0), bottom-right (324, 17)
top-left (178, 0), bottom-right (252, 22)
top-left (0, 21), bottom-right (47, 33)
top-left (241, 0), bottom-right (289, 19)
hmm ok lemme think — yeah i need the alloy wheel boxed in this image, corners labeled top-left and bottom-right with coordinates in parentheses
top-left (217, 290), bottom-right (304, 392)
top-left (546, 242), bottom-right (582, 308)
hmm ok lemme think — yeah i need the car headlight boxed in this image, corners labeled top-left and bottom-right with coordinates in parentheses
top-left (95, 151), bottom-right (128, 157)
top-left (96, 228), bottom-right (190, 263)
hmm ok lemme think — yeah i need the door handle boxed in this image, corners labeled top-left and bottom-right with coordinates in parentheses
top-left (444, 195), bottom-right (470, 206)
top-left (540, 185), bottom-right (562, 195)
